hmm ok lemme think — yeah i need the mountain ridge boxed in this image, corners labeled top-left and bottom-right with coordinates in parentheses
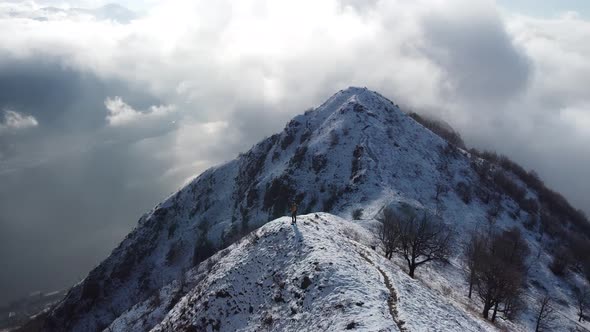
top-left (147, 213), bottom-right (497, 332)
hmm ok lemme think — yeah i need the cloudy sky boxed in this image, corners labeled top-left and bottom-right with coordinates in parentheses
top-left (1, 0), bottom-right (589, 305)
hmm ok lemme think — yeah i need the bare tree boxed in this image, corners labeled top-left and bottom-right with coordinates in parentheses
top-left (486, 204), bottom-right (501, 224)
top-left (400, 214), bottom-right (453, 278)
top-left (498, 283), bottom-right (525, 320)
top-left (474, 227), bottom-right (529, 322)
top-left (378, 208), bottom-right (400, 260)
top-left (379, 210), bottom-right (453, 278)
top-left (534, 295), bottom-right (557, 332)
top-left (475, 253), bottom-right (510, 320)
top-left (575, 287), bottom-right (588, 322)
top-left (464, 231), bottom-right (487, 299)
top-left (550, 246), bottom-right (573, 277)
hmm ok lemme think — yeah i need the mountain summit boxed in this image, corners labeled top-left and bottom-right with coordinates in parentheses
top-left (36, 88), bottom-right (590, 331)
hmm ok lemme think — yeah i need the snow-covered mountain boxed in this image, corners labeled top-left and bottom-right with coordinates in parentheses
top-left (37, 87), bottom-right (590, 331)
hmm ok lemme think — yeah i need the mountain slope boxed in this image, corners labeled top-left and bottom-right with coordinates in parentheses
top-left (42, 87), bottom-right (590, 331)
top-left (153, 214), bottom-right (401, 332)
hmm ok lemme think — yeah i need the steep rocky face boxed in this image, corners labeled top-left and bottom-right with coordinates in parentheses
top-left (42, 87), bottom-right (589, 332)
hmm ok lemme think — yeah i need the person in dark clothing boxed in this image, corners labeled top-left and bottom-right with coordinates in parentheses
top-left (290, 202), bottom-right (297, 224)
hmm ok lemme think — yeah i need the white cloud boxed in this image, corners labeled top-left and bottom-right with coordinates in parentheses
top-left (104, 96), bottom-right (175, 126)
top-left (1, 0), bottom-right (590, 213)
top-left (0, 110), bottom-right (38, 133)
top-left (560, 106), bottom-right (590, 137)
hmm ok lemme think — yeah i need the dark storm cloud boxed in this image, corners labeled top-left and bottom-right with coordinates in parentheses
top-left (420, 6), bottom-right (531, 104)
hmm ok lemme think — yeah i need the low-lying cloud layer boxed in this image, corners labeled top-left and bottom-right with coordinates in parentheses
top-left (0, 0), bottom-right (589, 304)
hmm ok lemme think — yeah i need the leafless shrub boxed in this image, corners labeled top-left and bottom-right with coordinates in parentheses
top-left (534, 295), bottom-right (558, 332)
top-left (289, 144), bottom-right (308, 168)
top-left (352, 208), bottom-right (363, 220)
top-left (409, 112), bottom-right (466, 148)
top-left (329, 130), bottom-right (339, 147)
top-left (434, 182), bottom-right (448, 201)
top-left (455, 182), bottom-right (472, 204)
top-left (523, 214), bottom-right (538, 231)
top-left (342, 226), bottom-right (362, 242)
top-left (442, 285), bottom-right (452, 297)
top-left (575, 288), bottom-right (589, 323)
top-left (549, 246), bottom-right (572, 277)
top-left (312, 154), bottom-right (327, 173)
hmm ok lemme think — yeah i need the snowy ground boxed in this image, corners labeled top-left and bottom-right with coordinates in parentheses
top-left (141, 213), bottom-right (502, 332)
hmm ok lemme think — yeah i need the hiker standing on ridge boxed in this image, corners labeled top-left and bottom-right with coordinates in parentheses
top-left (291, 202), bottom-right (298, 224)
